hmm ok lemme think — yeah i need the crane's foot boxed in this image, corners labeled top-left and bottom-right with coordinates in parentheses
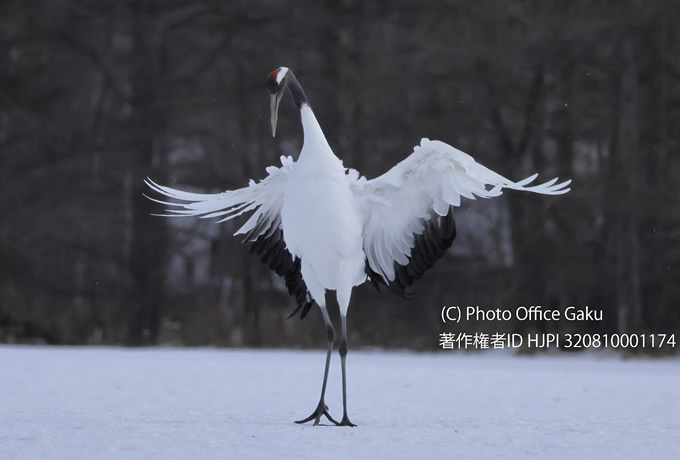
top-left (338, 415), bottom-right (356, 427)
top-left (294, 401), bottom-right (339, 426)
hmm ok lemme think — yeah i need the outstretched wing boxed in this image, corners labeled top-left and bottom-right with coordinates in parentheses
top-left (145, 155), bottom-right (315, 319)
top-left (352, 138), bottom-right (571, 297)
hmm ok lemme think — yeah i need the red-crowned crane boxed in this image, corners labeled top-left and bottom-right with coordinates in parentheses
top-left (146, 67), bottom-right (571, 427)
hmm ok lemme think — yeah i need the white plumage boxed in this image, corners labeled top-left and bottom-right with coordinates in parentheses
top-left (146, 136), bottom-right (569, 289)
top-left (146, 67), bottom-right (570, 427)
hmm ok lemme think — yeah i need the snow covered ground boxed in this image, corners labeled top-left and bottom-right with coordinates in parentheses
top-left (1, 346), bottom-right (678, 460)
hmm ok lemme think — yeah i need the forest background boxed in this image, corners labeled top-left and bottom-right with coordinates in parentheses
top-left (1, 0), bottom-right (678, 351)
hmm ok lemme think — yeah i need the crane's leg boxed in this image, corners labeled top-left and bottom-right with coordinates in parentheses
top-left (295, 303), bottom-right (339, 426)
top-left (337, 289), bottom-right (356, 427)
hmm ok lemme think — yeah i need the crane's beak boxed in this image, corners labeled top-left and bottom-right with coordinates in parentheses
top-left (270, 93), bottom-right (281, 137)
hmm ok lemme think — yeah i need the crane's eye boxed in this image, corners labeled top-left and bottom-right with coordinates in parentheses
top-left (266, 68), bottom-right (289, 94)
top-left (266, 70), bottom-right (281, 94)
top-left (266, 78), bottom-right (279, 94)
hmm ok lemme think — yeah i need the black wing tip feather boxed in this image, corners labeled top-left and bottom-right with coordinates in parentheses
top-left (244, 206), bottom-right (456, 316)
top-left (367, 206), bottom-right (457, 298)
top-left (244, 218), bottom-right (315, 320)
top-left (285, 300), bottom-right (314, 320)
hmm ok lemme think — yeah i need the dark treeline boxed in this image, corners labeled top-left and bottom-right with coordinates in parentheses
top-left (1, 0), bottom-right (679, 351)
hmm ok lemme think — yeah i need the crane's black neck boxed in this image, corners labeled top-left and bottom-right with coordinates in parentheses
top-left (284, 71), bottom-right (310, 111)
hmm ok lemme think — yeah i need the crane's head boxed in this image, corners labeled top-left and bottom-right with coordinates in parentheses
top-left (266, 67), bottom-right (290, 137)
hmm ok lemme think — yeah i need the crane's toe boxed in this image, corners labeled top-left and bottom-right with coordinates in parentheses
top-left (294, 401), bottom-right (339, 426)
top-left (338, 415), bottom-right (356, 427)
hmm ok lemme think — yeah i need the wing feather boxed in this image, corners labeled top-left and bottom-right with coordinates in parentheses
top-left (352, 138), bottom-right (571, 296)
top-left (146, 155), bottom-right (315, 319)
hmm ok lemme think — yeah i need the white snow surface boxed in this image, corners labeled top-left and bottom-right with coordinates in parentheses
top-left (1, 346), bottom-right (678, 460)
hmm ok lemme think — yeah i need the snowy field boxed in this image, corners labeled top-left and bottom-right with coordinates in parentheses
top-left (1, 346), bottom-right (678, 460)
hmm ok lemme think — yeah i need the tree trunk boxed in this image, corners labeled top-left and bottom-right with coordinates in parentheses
top-left (126, 0), bottom-right (167, 346)
top-left (614, 38), bottom-right (642, 334)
